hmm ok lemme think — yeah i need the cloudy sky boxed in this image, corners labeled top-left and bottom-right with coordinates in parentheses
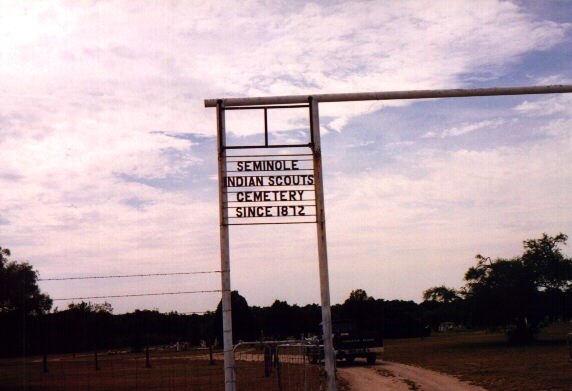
top-left (1, 0), bottom-right (571, 314)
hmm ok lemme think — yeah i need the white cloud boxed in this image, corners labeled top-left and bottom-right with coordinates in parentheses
top-left (515, 94), bottom-right (572, 117)
top-left (0, 1), bottom-right (571, 310)
top-left (347, 140), bottom-right (375, 148)
top-left (1, 1), bottom-right (568, 137)
top-left (439, 119), bottom-right (506, 138)
top-left (324, 119), bottom-right (572, 301)
top-left (422, 131), bottom-right (438, 138)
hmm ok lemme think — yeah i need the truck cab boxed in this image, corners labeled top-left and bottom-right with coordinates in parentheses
top-left (332, 320), bottom-right (382, 364)
top-left (307, 320), bottom-right (383, 365)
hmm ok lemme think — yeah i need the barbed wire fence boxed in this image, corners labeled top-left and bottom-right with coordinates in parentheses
top-left (3, 341), bottom-right (325, 391)
top-left (233, 341), bottom-right (325, 391)
top-left (4, 270), bottom-right (226, 390)
top-left (4, 270), bottom-right (326, 390)
top-left (3, 347), bottom-right (225, 391)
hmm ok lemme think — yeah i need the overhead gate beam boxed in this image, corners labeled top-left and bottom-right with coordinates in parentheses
top-left (205, 84), bottom-right (572, 107)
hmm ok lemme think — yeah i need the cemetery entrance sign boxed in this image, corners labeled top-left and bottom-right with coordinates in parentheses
top-left (211, 98), bottom-right (335, 391)
top-left (206, 84), bottom-right (572, 391)
top-left (221, 103), bottom-right (320, 226)
top-left (225, 156), bottom-right (316, 222)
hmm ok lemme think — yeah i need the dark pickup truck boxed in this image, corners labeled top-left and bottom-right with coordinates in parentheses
top-left (308, 321), bottom-right (383, 364)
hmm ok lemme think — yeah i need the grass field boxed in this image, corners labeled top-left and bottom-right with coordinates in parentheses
top-left (1, 355), bottom-right (223, 391)
top-left (3, 325), bottom-right (570, 391)
top-left (384, 322), bottom-right (572, 391)
top-left (0, 349), bottom-right (322, 391)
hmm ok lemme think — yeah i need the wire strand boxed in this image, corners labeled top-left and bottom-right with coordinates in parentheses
top-left (39, 270), bottom-right (222, 281)
top-left (53, 289), bottom-right (222, 301)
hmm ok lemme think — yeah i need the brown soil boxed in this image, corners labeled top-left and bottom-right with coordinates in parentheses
top-left (338, 361), bottom-right (489, 391)
top-left (384, 325), bottom-right (572, 391)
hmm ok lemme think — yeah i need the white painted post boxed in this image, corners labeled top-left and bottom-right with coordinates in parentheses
top-left (216, 101), bottom-right (236, 391)
top-left (309, 97), bottom-right (337, 391)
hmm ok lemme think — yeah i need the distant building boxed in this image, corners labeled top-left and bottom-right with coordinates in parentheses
top-left (438, 322), bottom-right (456, 332)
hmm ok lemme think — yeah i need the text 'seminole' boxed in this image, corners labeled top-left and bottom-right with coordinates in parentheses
top-left (223, 158), bottom-right (317, 223)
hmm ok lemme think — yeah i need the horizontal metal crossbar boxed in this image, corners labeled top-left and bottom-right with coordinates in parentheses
top-left (225, 143), bottom-right (311, 150)
top-left (226, 158), bottom-right (313, 162)
top-left (227, 153), bottom-right (313, 158)
top-left (205, 84), bottom-right (572, 107)
top-left (225, 221), bottom-right (317, 226)
top-left (225, 204), bottom-right (316, 208)
top-left (224, 199), bottom-right (316, 204)
top-left (224, 189), bottom-right (315, 193)
top-left (228, 214), bottom-right (316, 219)
top-left (224, 169), bottom-right (314, 173)
top-left (224, 185), bottom-right (315, 193)
top-left (223, 104), bottom-right (309, 110)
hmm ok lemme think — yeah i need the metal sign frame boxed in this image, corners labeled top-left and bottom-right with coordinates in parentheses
top-left (221, 103), bottom-right (318, 226)
top-left (207, 84), bottom-right (572, 391)
top-left (215, 97), bottom-right (336, 391)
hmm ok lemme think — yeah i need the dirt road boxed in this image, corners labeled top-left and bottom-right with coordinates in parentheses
top-left (338, 361), bottom-right (489, 391)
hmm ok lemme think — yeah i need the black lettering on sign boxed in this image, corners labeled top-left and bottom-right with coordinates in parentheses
top-left (268, 175), bottom-right (314, 186)
top-left (234, 206), bottom-right (308, 217)
top-left (275, 206), bottom-right (306, 216)
top-left (234, 190), bottom-right (306, 202)
top-left (225, 176), bottom-right (265, 187)
top-left (235, 206), bottom-right (274, 218)
top-left (237, 160), bottom-right (301, 172)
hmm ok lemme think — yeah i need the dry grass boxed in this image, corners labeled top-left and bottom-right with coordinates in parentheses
top-left (4, 324), bottom-right (570, 391)
top-left (0, 350), bottom-right (323, 391)
top-left (337, 376), bottom-right (351, 391)
top-left (384, 322), bottom-right (572, 391)
top-left (0, 354), bottom-right (224, 391)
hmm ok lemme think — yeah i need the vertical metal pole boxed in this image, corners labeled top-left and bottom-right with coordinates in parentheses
top-left (309, 97), bottom-right (337, 391)
top-left (42, 352), bottom-right (48, 373)
top-left (94, 349), bottom-right (100, 371)
top-left (216, 101), bottom-right (236, 391)
top-left (42, 314), bottom-right (48, 373)
top-left (264, 108), bottom-right (269, 147)
top-left (276, 349), bottom-right (283, 391)
top-left (145, 346), bottom-right (151, 368)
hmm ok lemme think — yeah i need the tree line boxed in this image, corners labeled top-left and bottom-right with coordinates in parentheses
top-left (0, 289), bottom-right (427, 357)
top-left (1, 233), bottom-right (571, 357)
top-left (423, 233), bottom-right (572, 343)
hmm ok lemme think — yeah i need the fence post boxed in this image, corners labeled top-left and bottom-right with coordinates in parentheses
top-left (264, 346), bottom-right (272, 377)
top-left (42, 315), bottom-right (49, 373)
top-left (94, 350), bottom-right (100, 371)
top-left (303, 346), bottom-right (308, 391)
top-left (145, 346), bottom-right (151, 368)
top-left (276, 347), bottom-right (282, 391)
top-left (42, 352), bottom-right (48, 373)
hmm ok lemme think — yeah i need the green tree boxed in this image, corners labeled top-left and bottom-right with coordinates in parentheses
top-left (67, 301), bottom-right (113, 314)
top-left (339, 289), bottom-right (378, 330)
top-left (215, 291), bottom-right (257, 343)
top-left (521, 233), bottom-right (572, 290)
top-left (0, 246), bottom-right (52, 315)
top-left (421, 286), bottom-right (465, 331)
top-left (422, 286), bottom-right (460, 303)
top-left (346, 289), bottom-right (370, 303)
top-left (463, 233), bottom-right (572, 343)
